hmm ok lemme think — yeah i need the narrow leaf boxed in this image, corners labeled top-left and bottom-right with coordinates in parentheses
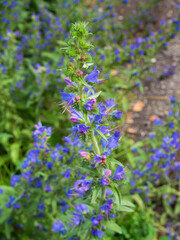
top-left (106, 221), bottom-right (122, 234)
top-left (91, 185), bottom-right (101, 204)
top-left (87, 91), bottom-right (101, 100)
top-left (95, 129), bottom-right (107, 141)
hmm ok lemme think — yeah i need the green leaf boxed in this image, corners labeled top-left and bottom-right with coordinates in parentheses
top-left (0, 133), bottom-right (13, 138)
top-left (5, 222), bottom-right (12, 239)
top-left (95, 129), bottom-right (107, 141)
top-left (87, 91), bottom-right (101, 100)
top-left (42, 52), bottom-right (59, 61)
top-left (65, 225), bottom-right (80, 238)
top-left (76, 166), bottom-right (97, 176)
top-left (10, 142), bottom-right (20, 165)
top-left (174, 197), bottom-right (180, 215)
top-left (52, 199), bottom-right (57, 215)
top-left (118, 205), bottom-right (134, 212)
top-left (109, 184), bottom-right (121, 208)
top-left (106, 221), bottom-right (122, 234)
top-left (132, 194), bottom-right (145, 210)
top-left (57, 40), bottom-right (68, 46)
top-left (159, 237), bottom-right (170, 240)
top-left (78, 78), bottom-right (95, 94)
top-left (0, 78), bottom-right (13, 86)
top-left (107, 157), bottom-right (124, 167)
top-left (121, 199), bottom-right (135, 208)
top-left (91, 185), bottom-right (101, 204)
top-left (0, 186), bottom-right (15, 194)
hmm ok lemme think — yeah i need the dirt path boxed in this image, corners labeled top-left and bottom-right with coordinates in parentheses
top-left (127, 35), bottom-right (180, 141)
top-left (119, 0), bottom-right (180, 147)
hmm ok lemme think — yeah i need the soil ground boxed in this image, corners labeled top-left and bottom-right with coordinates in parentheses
top-left (117, 0), bottom-right (180, 163)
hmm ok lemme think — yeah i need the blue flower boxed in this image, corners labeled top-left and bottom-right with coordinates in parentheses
top-left (10, 175), bottom-right (20, 187)
top-left (92, 228), bottom-right (104, 238)
top-left (174, 162), bottom-right (180, 172)
top-left (52, 220), bottom-right (66, 234)
top-left (108, 131), bottom-right (120, 149)
top-left (62, 168), bottom-right (71, 178)
top-left (113, 110), bottom-right (122, 119)
top-left (160, 19), bottom-right (166, 25)
top-left (154, 119), bottom-right (163, 125)
top-left (38, 203), bottom-right (45, 211)
top-left (75, 203), bottom-right (89, 214)
top-left (84, 98), bottom-right (96, 111)
top-left (51, 150), bottom-right (59, 161)
top-left (74, 179), bottom-right (93, 196)
top-left (70, 109), bottom-right (83, 122)
top-left (47, 161), bottom-right (53, 170)
top-left (113, 166), bottom-right (126, 181)
top-left (72, 124), bottom-right (90, 135)
top-left (85, 66), bottom-right (99, 83)
top-left (99, 177), bottom-right (109, 186)
top-left (101, 203), bottom-right (112, 213)
top-left (60, 92), bottom-right (76, 106)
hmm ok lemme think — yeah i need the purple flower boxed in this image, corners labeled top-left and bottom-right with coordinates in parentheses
top-left (108, 131), bottom-right (120, 149)
top-left (60, 92), bottom-right (76, 106)
top-left (91, 216), bottom-right (99, 226)
top-left (71, 213), bottom-right (82, 226)
top-left (52, 220), bottom-right (66, 234)
top-left (174, 162), bottom-right (180, 172)
top-left (38, 203), bottom-right (45, 211)
top-left (101, 203), bottom-right (112, 213)
top-left (154, 119), bottom-right (164, 125)
top-left (62, 168), bottom-right (71, 178)
top-left (113, 110), bottom-right (122, 119)
top-left (74, 179), bottom-right (93, 196)
top-left (65, 77), bottom-right (73, 86)
top-left (94, 114), bottom-right (104, 124)
top-left (0, 188), bottom-right (3, 194)
top-left (70, 109), bottom-right (83, 122)
top-left (93, 155), bottom-right (102, 164)
top-left (85, 66), bottom-right (99, 83)
top-left (10, 175), bottom-right (20, 187)
top-left (113, 166), bottom-right (126, 181)
top-left (72, 124), bottom-right (90, 135)
top-left (149, 133), bottom-right (156, 139)
top-left (106, 99), bottom-right (116, 108)
top-left (114, 48), bottom-right (120, 56)
top-left (92, 228), bottom-right (104, 238)
top-left (99, 177), bottom-right (109, 186)
top-left (169, 96), bottom-right (176, 103)
top-left (47, 161), bottom-right (53, 170)
top-left (44, 185), bottom-right (52, 192)
top-left (51, 150), bottom-right (59, 161)
top-left (13, 203), bottom-right (21, 210)
top-left (6, 196), bottom-right (16, 208)
top-left (75, 203), bottom-right (89, 213)
top-left (160, 19), bottom-right (166, 25)
top-left (84, 98), bottom-right (96, 111)
top-left (168, 122), bottom-right (174, 129)
top-left (91, 215), bottom-right (104, 226)
top-left (106, 188), bottom-right (113, 196)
